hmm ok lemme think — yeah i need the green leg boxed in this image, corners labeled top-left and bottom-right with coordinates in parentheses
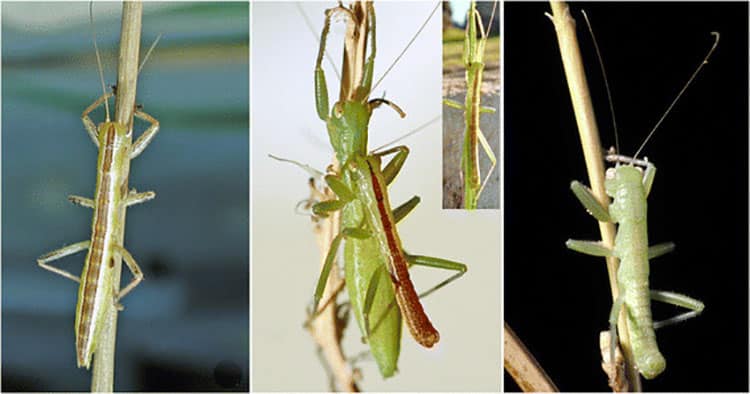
top-left (406, 254), bottom-right (467, 299)
top-left (374, 145), bottom-right (409, 185)
top-left (608, 294), bottom-right (626, 372)
top-left (361, 265), bottom-right (386, 343)
top-left (314, 6), bottom-right (334, 121)
top-left (443, 98), bottom-right (464, 110)
top-left (311, 227), bottom-right (371, 315)
top-left (476, 125), bottom-right (497, 204)
top-left (643, 163), bottom-right (657, 197)
top-left (81, 92), bottom-right (113, 147)
top-left (37, 240), bottom-right (90, 283)
top-left (566, 239), bottom-right (613, 257)
top-left (311, 173), bottom-right (355, 218)
top-left (130, 109), bottom-right (160, 159)
top-left (648, 242), bottom-right (675, 260)
top-left (570, 181), bottom-right (611, 222)
top-left (392, 196), bottom-right (420, 224)
top-left (650, 290), bottom-right (704, 329)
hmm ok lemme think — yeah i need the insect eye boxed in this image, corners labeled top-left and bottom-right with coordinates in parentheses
top-left (333, 103), bottom-right (344, 118)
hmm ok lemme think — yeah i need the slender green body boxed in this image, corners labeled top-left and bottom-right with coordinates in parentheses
top-left (606, 166), bottom-right (664, 378)
top-left (75, 122), bottom-right (130, 368)
top-left (307, 2), bottom-right (465, 378)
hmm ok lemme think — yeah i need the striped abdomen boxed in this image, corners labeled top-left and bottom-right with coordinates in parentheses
top-left (74, 122), bottom-right (130, 368)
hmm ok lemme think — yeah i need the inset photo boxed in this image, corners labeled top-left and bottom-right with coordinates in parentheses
top-left (443, 1), bottom-right (500, 210)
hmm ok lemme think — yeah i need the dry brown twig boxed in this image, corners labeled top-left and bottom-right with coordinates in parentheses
top-left (504, 323), bottom-right (559, 392)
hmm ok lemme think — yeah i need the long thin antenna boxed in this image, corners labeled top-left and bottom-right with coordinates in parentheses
top-left (89, 1), bottom-right (110, 121)
top-left (633, 32), bottom-right (720, 160)
top-left (138, 33), bottom-right (162, 75)
top-left (369, 1), bottom-right (440, 95)
top-left (581, 10), bottom-right (620, 156)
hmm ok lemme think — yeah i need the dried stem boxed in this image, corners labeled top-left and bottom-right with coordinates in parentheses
top-left (90, 2), bottom-right (142, 391)
top-left (504, 323), bottom-right (559, 392)
top-left (546, 1), bottom-right (641, 391)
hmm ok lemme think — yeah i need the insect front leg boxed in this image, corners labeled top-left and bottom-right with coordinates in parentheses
top-left (650, 290), bottom-right (705, 329)
top-left (566, 239), bottom-right (613, 257)
top-left (311, 174), bottom-right (355, 218)
top-left (81, 92), bottom-right (114, 147)
top-left (130, 109), bottom-right (160, 159)
top-left (374, 145), bottom-right (409, 185)
top-left (37, 240), bottom-right (91, 283)
top-left (570, 180), bottom-right (612, 222)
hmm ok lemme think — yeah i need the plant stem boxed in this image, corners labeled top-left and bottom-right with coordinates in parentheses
top-left (504, 323), bottom-right (558, 392)
top-left (546, 2), bottom-right (641, 391)
top-left (90, 2), bottom-right (142, 391)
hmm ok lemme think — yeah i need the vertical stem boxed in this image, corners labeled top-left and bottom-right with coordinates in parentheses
top-left (90, 2), bottom-right (142, 391)
top-left (547, 2), bottom-right (641, 391)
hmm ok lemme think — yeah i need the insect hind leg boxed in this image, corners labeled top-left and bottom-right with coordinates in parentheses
top-left (37, 240), bottom-right (91, 283)
top-left (650, 290), bottom-right (705, 329)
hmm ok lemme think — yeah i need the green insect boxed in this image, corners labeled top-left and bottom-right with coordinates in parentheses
top-left (444, 1), bottom-right (498, 210)
top-left (566, 31), bottom-right (719, 380)
top-left (307, 1), bottom-right (466, 378)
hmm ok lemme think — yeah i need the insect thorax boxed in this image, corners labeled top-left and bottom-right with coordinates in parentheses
top-left (327, 100), bottom-right (371, 164)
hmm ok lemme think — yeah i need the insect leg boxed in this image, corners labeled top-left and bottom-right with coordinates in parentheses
top-left (608, 293), bottom-right (626, 381)
top-left (311, 174), bottom-right (355, 217)
top-left (648, 242), bottom-right (675, 260)
top-left (650, 290), bottom-right (705, 329)
top-left (443, 98), bottom-right (464, 110)
top-left (392, 196), bottom-right (420, 223)
top-left (313, 5), bottom-right (336, 121)
top-left (361, 265), bottom-right (386, 343)
top-left (81, 92), bottom-right (113, 147)
top-left (37, 240), bottom-right (91, 283)
top-left (565, 239), bottom-right (613, 257)
top-left (643, 163), bottom-right (657, 197)
top-left (68, 195), bottom-right (95, 208)
top-left (311, 227), bottom-right (371, 315)
top-left (126, 190), bottom-right (156, 207)
top-left (113, 245), bottom-right (144, 303)
top-left (405, 254), bottom-right (467, 299)
top-left (130, 109), bottom-right (160, 159)
top-left (374, 145), bottom-right (409, 185)
top-left (570, 181), bottom-right (612, 222)
top-left (476, 124), bottom-right (497, 203)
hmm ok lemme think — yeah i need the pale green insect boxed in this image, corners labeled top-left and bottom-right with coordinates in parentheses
top-left (306, 1), bottom-right (466, 378)
top-left (566, 31), bottom-right (719, 380)
top-left (36, 7), bottom-right (160, 369)
top-left (444, 1), bottom-right (498, 210)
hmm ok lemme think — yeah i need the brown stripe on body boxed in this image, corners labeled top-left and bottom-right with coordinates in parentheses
top-left (366, 160), bottom-right (439, 348)
top-left (77, 124), bottom-right (117, 364)
top-left (467, 65), bottom-right (482, 184)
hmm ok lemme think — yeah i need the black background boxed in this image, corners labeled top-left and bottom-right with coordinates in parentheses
top-left (505, 2), bottom-right (748, 391)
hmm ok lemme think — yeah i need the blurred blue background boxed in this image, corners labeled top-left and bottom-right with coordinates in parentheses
top-left (2, 2), bottom-right (248, 391)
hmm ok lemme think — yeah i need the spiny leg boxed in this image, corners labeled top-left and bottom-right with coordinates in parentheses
top-left (81, 92), bottom-right (114, 147)
top-left (570, 181), bottom-right (612, 222)
top-left (37, 240), bottom-right (91, 283)
top-left (130, 109), bottom-right (160, 159)
top-left (650, 290), bottom-right (705, 329)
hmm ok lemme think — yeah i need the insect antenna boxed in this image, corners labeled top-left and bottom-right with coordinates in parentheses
top-left (632, 32), bottom-right (719, 160)
top-left (138, 33), bottom-right (163, 76)
top-left (581, 10), bottom-right (621, 157)
top-left (368, 1), bottom-right (441, 96)
top-left (89, 1), bottom-right (110, 122)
